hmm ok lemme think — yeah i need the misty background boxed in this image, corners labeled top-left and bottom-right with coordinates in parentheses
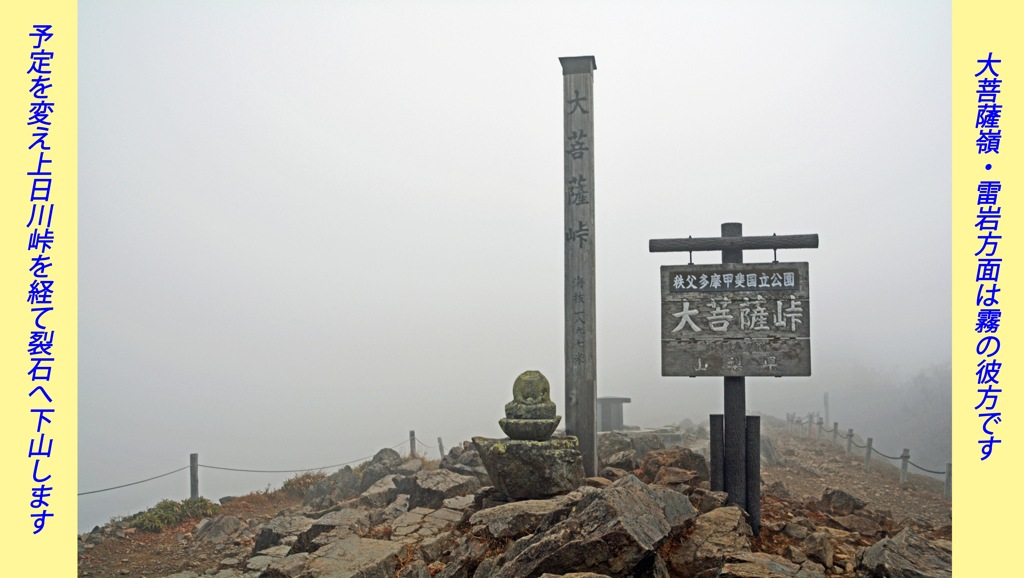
top-left (79, 1), bottom-right (952, 533)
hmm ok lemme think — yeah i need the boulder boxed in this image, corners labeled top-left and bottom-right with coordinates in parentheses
top-left (665, 506), bottom-right (752, 578)
top-left (764, 481), bottom-right (790, 500)
top-left (359, 474), bottom-right (399, 509)
top-left (605, 450), bottom-right (639, 471)
top-left (493, 475), bottom-right (671, 578)
top-left (713, 551), bottom-right (828, 578)
top-left (262, 552), bottom-right (309, 577)
top-left (474, 436), bottom-right (585, 500)
top-left (782, 522), bottom-right (809, 540)
top-left (599, 467), bottom-right (630, 482)
top-left (639, 449), bottom-right (709, 486)
top-left (597, 432), bottom-right (666, 468)
top-left (407, 469), bottom-right (482, 510)
top-left (303, 536), bottom-right (406, 578)
top-left (653, 466), bottom-right (697, 488)
top-left (436, 533), bottom-right (489, 578)
top-left (398, 459), bottom-right (423, 476)
top-left (359, 462), bottom-right (390, 493)
top-left (290, 509), bottom-right (375, 554)
top-left (821, 488), bottom-right (867, 516)
top-left (383, 494), bottom-right (411, 522)
top-left (690, 489), bottom-right (729, 514)
top-left (760, 436), bottom-right (784, 467)
top-left (303, 466), bottom-right (361, 509)
top-left (469, 494), bottom-right (581, 539)
top-left (440, 449), bottom-right (493, 486)
top-left (400, 559), bottom-right (432, 578)
top-left (442, 495), bottom-right (475, 511)
top-left (444, 463), bottom-right (493, 487)
top-left (832, 514), bottom-right (881, 537)
top-left (629, 434), bottom-right (668, 462)
top-left (195, 515), bottom-right (245, 544)
top-left (252, 516), bottom-right (316, 554)
top-left (651, 486), bottom-right (698, 530)
top-left (854, 527), bottom-right (951, 578)
top-left (801, 532), bottom-right (834, 569)
top-left (372, 447), bottom-right (404, 473)
top-left (597, 432), bottom-right (634, 465)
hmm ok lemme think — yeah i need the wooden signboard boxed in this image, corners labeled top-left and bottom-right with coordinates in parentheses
top-left (661, 262), bottom-right (810, 377)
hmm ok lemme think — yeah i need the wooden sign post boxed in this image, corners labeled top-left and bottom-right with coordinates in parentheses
top-left (650, 223), bottom-right (818, 532)
top-left (560, 56), bottom-right (597, 476)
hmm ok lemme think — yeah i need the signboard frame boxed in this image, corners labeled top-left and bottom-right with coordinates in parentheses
top-left (660, 262), bottom-right (811, 377)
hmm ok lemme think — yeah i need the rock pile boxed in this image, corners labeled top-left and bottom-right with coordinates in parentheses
top-left (137, 439), bottom-right (950, 578)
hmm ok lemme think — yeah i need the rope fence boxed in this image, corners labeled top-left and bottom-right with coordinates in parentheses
top-left (784, 411), bottom-right (951, 501)
top-left (80, 432), bottom-right (441, 498)
top-left (77, 466), bottom-right (191, 496)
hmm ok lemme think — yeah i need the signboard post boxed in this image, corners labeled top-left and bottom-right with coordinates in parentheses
top-left (560, 56), bottom-right (597, 476)
top-left (650, 223), bottom-right (818, 533)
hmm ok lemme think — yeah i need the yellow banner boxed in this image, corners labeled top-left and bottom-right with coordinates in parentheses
top-left (0, 2), bottom-right (78, 575)
top-left (954, 0), bottom-right (1022, 573)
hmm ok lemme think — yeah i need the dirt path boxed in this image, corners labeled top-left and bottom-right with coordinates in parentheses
top-left (760, 428), bottom-right (951, 529)
top-left (78, 493), bottom-right (303, 578)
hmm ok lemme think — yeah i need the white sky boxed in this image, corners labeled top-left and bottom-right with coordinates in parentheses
top-left (78, 1), bottom-right (951, 532)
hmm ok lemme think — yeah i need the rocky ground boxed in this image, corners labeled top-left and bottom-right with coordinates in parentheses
top-left (78, 419), bottom-right (952, 578)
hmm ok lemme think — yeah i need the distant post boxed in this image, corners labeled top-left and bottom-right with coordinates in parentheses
top-left (437, 437), bottom-right (445, 459)
top-left (823, 392), bottom-right (830, 430)
top-left (560, 55), bottom-right (598, 476)
top-left (190, 453), bottom-right (198, 500)
top-left (899, 448), bottom-right (910, 483)
top-left (944, 463), bottom-right (952, 501)
top-left (409, 430), bottom-right (417, 458)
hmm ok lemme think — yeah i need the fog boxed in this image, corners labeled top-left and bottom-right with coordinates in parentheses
top-left (79, 1), bottom-right (951, 533)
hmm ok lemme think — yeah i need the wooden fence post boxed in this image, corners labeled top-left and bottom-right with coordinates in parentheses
top-left (817, 418), bottom-right (823, 441)
top-left (846, 429), bottom-right (854, 455)
top-left (900, 448), bottom-right (910, 483)
top-left (807, 413), bottom-right (813, 437)
top-left (864, 438), bottom-right (873, 471)
top-left (409, 431), bottom-right (417, 458)
top-left (190, 453), bottom-right (198, 500)
top-left (437, 437), bottom-right (445, 459)
top-left (944, 463), bottom-right (952, 501)
top-left (832, 422), bottom-right (839, 446)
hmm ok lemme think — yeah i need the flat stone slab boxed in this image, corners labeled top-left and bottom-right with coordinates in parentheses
top-left (474, 436), bottom-right (585, 500)
top-left (392, 507), bottom-right (463, 542)
top-left (304, 535), bottom-right (406, 578)
top-left (406, 469), bottom-right (481, 510)
top-left (469, 495), bottom-right (578, 539)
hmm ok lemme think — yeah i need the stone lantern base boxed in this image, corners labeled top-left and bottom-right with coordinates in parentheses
top-left (472, 436), bottom-right (586, 500)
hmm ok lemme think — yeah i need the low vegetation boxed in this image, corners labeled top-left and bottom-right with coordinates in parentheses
top-left (130, 498), bottom-right (219, 532)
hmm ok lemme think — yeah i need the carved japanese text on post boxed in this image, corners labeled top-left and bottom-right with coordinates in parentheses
top-left (661, 263), bottom-right (811, 376)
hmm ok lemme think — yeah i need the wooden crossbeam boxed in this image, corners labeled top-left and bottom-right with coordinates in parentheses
top-left (649, 234), bottom-right (818, 253)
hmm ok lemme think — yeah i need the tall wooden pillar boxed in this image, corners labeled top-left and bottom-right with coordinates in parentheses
top-left (560, 56), bottom-right (597, 476)
top-left (721, 223), bottom-right (746, 508)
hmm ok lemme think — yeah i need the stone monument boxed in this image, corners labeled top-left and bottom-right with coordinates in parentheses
top-left (475, 371), bottom-right (585, 500)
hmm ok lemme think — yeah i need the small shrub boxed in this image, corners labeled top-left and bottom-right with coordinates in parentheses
top-left (280, 471), bottom-right (327, 497)
top-left (129, 497), bottom-right (218, 533)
